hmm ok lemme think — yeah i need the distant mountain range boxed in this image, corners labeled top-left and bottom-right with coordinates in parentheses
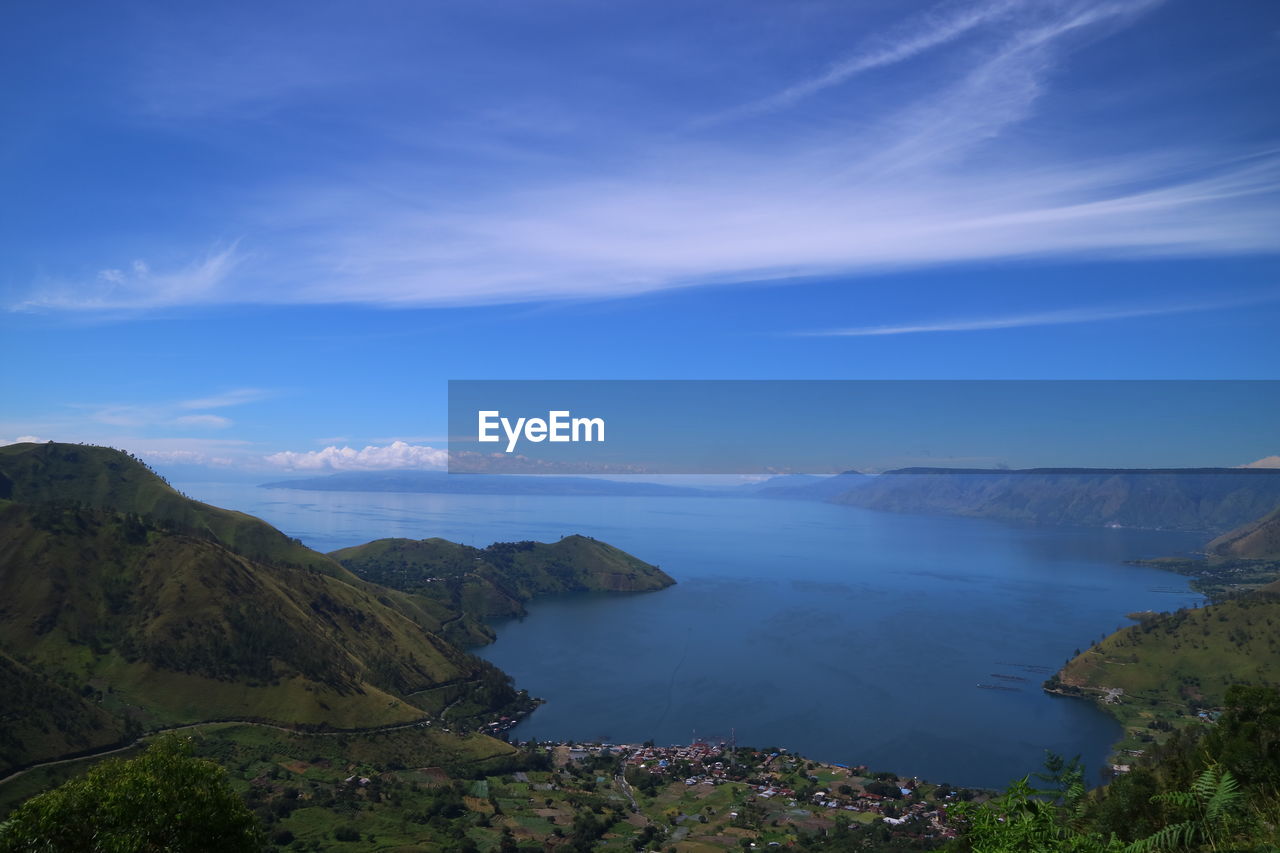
top-left (260, 469), bottom-right (874, 499)
top-left (0, 442), bottom-right (671, 773)
top-left (735, 470), bottom-right (869, 500)
top-left (261, 466), bottom-right (1280, 538)
top-left (833, 467), bottom-right (1280, 534)
top-left (260, 470), bottom-right (715, 497)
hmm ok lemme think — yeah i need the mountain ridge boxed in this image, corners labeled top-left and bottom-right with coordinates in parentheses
top-left (259, 469), bottom-right (714, 497)
top-left (831, 467), bottom-right (1280, 533)
top-left (0, 442), bottom-right (674, 773)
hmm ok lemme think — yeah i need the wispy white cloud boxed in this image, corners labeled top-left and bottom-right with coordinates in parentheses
top-left (89, 406), bottom-right (154, 428)
top-left (263, 441), bottom-right (448, 472)
top-left (170, 414), bottom-right (233, 429)
top-left (837, 0), bottom-right (1168, 178)
top-left (14, 245), bottom-right (242, 312)
top-left (796, 293), bottom-right (1278, 337)
top-left (232, 0), bottom-right (1274, 309)
top-left (13, 0), bottom-right (1278, 312)
top-left (699, 0), bottom-right (1025, 127)
top-left (177, 388), bottom-right (270, 410)
top-left (75, 388), bottom-right (269, 430)
top-left (280, 149), bottom-right (1277, 308)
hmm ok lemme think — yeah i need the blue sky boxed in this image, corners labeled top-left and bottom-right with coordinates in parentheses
top-left (2, 0), bottom-right (1277, 475)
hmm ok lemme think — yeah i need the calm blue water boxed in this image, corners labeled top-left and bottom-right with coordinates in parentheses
top-left (180, 482), bottom-right (1204, 789)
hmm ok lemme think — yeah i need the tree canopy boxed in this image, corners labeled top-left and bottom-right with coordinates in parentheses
top-left (0, 736), bottom-right (262, 852)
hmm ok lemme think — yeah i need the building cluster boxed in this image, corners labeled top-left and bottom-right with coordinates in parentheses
top-left (483, 709), bottom-right (530, 735)
top-left (625, 741), bottom-right (727, 777)
top-left (542, 739), bottom-right (961, 842)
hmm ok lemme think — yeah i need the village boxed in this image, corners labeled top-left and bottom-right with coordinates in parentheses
top-left (517, 738), bottom-right (973, 848)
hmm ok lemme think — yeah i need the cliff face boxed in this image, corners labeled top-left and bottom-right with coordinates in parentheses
top-left (832, 468), bottom-right (1280, 533)
top-left (1208, 505), bottom-right (1280, 559)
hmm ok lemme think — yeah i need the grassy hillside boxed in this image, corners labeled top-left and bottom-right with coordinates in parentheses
top-left (330, 534), bottom-right (675, 624)
top-left (0, 443), bottom-right (354, 581)
top-left (0, 443), bottom-right (490, 645)
top-left (0, 503), bottom-right (504, 731)
top-left (0, 443), bottom-right (538, 771)
top-left (833, 467), bottom-right (1280, 533)
top-left (0, 650), bottom-right (132, 773)
top-left (1047, 586), bottom-right (1280, 754)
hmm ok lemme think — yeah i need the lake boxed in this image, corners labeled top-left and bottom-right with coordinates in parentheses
top-left (178, 481), bottom-right (1204, 789)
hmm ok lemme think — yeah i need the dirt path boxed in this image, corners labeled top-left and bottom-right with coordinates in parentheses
top-left (616, 773), bottom-right (644, 816)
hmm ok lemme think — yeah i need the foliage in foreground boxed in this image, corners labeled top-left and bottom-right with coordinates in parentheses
top-left (950, 686), bottom-right (1280, 853)
top-left (0, 736), bottom-right (263, 852)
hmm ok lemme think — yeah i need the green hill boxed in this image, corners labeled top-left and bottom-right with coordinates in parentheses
top-left (0, 502), bottom-right (496, 730)
top-left (0, 442), bottom-right (673, 774)
top-left (1047, 586), bottom-right (1280, 753)
top-left (0, 443), bottom-right (532, 772)
top-left (330, 534), bottom-right (675, 623)
top-left (0, 442), bottom-right (482, 645)
top-left (0, 443), bottom-right (352, 581)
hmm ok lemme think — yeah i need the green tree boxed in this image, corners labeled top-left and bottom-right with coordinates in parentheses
top-left (950, 778), bottom-right (1121, 853)
top-left (1127, 765), bottom-right (1249, 853)
top-left (1201, 685), bottom-right (1280, 792)
top-left (0, 736), bottom-right (262, 852)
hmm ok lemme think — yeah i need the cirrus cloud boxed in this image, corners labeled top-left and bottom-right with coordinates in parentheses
top-left (11, 0), bottom-right (1279, 313)
top-left (15, 245), bottom-right (242, 312)
top-left (170, 414), bottom-right (233, 429)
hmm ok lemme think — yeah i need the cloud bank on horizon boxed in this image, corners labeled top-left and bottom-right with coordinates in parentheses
top-left (263, 441), bottom-right (448, 472)
top-left (0, 436), bottom-right (449, 473)
top-left (4, 438), bottom-right (1278, 476)
top-left (6, 0), bottom-right (1279, 312)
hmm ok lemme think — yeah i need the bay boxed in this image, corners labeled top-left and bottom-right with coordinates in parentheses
top-left (178, 482), bottom-right (1204, 789)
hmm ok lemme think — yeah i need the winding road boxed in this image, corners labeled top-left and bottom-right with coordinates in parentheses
top-left (0, 715), bottom-right (448, 789)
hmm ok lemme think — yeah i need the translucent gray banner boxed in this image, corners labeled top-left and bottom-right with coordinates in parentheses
top-left (447, 380), bottom-right (1278, 476)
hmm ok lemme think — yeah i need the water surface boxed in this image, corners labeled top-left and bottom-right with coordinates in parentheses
top-left (180, 482), bottom-right (1203, 788)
